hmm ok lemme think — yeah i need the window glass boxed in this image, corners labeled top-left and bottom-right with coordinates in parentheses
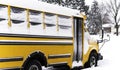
top-left (11, 7), bottom-right (26, 24)
top-left (29, 10), bottom-right (43, 35)
top-left (0, 5), bottom-right (6, 8)
top-left (58, 15), bottom-right (72, 36)
top-left (45, 13), bottom-right (56, 35)
top-left (58, 16), bottom-right (72, 29)
top-left (0, 5), bottom-right (8, 21)
top-left (11, 7), bottom-right (25, 13)
top-left (59, 25), bottom-right (71, 29)
top-left (45, 13), bottom-right (56, 26)
top-left (10, 7), bottom-right (27, 34)
top-left (0, 5), bottom-right (9, 33)
top-left (30, 10), bottom-right (40, 15)
top-left (29, 10), bottom-right (42, 26)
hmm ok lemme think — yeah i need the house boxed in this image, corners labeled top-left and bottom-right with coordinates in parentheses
top-left (102, 23), bottom-right (114, 33)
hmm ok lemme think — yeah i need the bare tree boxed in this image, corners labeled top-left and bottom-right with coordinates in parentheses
top-left (106, 0), bottom-right (120, 36)
top-left (99, 3), bottom-right (109, 25)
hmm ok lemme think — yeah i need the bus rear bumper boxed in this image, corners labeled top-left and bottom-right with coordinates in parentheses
top-left (0, 67), bottom-right (22, 70)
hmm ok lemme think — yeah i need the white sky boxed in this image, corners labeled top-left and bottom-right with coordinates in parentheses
top-left (85, 0), bottom-right (107, 5)
top-left (85, 0), bottom-right (94, 5)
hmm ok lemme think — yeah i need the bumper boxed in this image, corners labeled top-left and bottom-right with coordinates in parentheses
top-left (0, 67), bottom-right (22, 70)
top-left (98, 53), bottom-right (103, 60)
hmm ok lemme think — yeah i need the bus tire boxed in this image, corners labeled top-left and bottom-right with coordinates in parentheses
top-left (23, 60), bottom-right (42, 70)
top-left (84, 52), bottom-right (97, 68)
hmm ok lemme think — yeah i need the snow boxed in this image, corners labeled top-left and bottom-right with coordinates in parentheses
top-left (102, 24), bottom-right (113, 28)
top-left (0, 20), bottom-right (9, 33)
top-left (41, 34), bottom-right (119, 70)
top-left (83, 34), bottom-right (120, 70)
top-left (45, 14), bottom-right (56, 24)
top-left (85, 0), bottom-right (94, 5)
top-left (84, 31), bottom-right (90, 55)
top-left (58, 16), bottom-right (72, 36)
top-left (0, 6), bottom-right (8, 18)
top-left (72, 61), bottom-right (83, 68)
top-left (29, 11), bottom-right (42, 23)
top-left (11, 9), bottom-right (26, 21)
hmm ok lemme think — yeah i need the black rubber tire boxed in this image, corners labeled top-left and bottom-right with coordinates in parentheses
top-left (84, 52), bottom-right (98, 68)
top-left (23, 60), bottom-right (42, 70)
top-left (84, 61), bottom-right (89, 68)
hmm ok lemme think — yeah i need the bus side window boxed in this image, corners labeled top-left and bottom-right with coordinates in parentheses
top-left (0, 5), bottom-right (7, 21)
top-left (10, 7), bottom-right (27, 34)
top-left (29, 10), bottom-right (43, 35)
top-left (58, 16), bottom-right (72, 36)
top-left (11, 7), bottom-right (26, 23)
top-left (44, 13), bottom-right (56, 35)
top-left (0, 5), bottom-right (9, 33)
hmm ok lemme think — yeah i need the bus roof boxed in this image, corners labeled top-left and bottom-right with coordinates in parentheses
top-left (0, 0), bottom-right (83, 17)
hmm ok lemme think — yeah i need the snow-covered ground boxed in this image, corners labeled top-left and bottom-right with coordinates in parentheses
top-left (83, 34), bottom-right (120, 70)
top-left (42, 34), bottom-right (120, 70)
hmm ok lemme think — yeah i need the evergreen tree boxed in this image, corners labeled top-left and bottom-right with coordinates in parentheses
top-left (40, 0), bottom-right (64, 6)
top-left (87, 0), bottom-right (101, 34)
top-left (64, 0), bottom-right (89, 14)
top-left (40, 0), bottom-right (89, 14)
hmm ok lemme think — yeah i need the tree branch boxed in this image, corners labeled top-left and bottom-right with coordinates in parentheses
top-left (117, 17), bottom-right (120, 24)
top-left (114, 0), bottom-right (117, 9)
top-left (110, 0), bottom-right (116, 13)
top-left (118, 3), bottom-right (120, 10)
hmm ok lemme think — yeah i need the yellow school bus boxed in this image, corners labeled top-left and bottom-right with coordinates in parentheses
top-left (0, 0), bottom-right (103, 70)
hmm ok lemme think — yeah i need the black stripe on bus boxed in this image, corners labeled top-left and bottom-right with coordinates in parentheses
top-left (0, 57), bottom-right (23, 62)
top-left (48, 62), bottom-right (67, 67)
top-left (0, 33), bottom-right (72, 39)
top-left (48, 54), bottom-right (71, 59)
top-left (0, 18), bottom-right (6, 21)
top-left (0, 41), bottom-right (72, 45)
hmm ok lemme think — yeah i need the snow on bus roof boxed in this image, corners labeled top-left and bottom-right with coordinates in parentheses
top-left (0, 0), bottom-right (82, 17)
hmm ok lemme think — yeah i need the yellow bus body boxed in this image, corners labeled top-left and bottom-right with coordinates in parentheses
top-left (0, 37), bottom-right (73, 68)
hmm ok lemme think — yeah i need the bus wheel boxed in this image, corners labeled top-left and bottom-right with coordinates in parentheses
top-left (84, 52), bottom-right (97, 68)
top-left (24, 60), bottom-right (42, 70)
